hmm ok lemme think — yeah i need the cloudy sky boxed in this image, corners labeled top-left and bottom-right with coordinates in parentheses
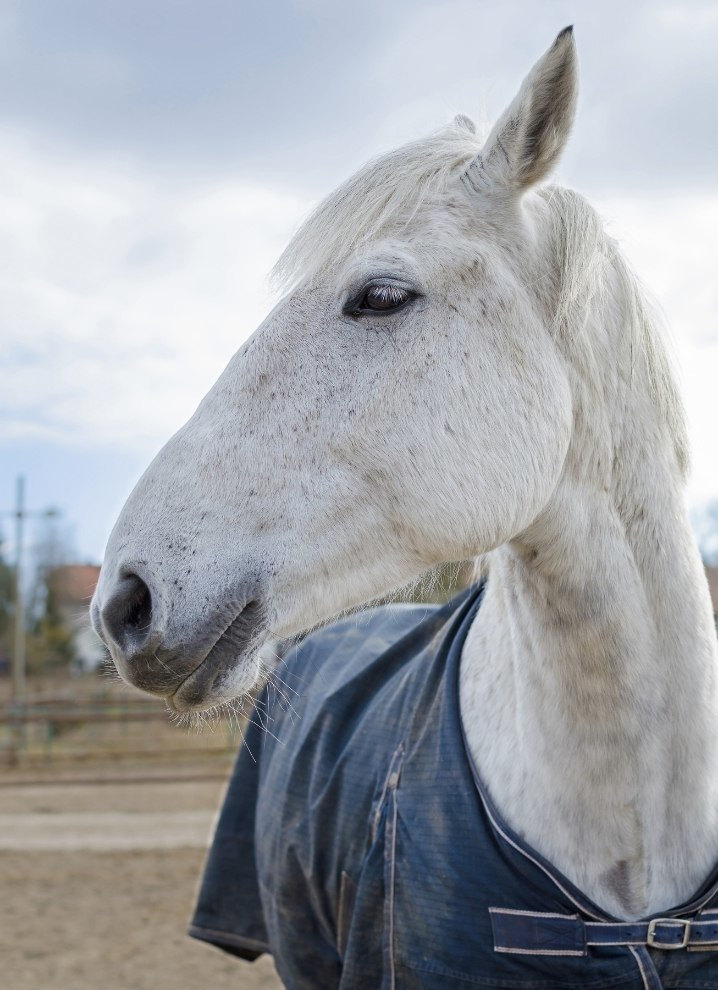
top-left (1, 0), bottom-right (717, 562)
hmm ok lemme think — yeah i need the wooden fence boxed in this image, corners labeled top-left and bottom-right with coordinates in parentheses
top-left (0, 692), bottom-right (241, 767)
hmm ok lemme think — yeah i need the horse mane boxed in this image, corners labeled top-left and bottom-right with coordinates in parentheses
top-left (542, 184), bottom-right (689, 476)
top-left (273, 123), bottom-right (688, 477)
top-left (272, 119), bottom-right (481, 290)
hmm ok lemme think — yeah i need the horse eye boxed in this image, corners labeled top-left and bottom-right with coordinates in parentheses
top-left (359, 284), bottom-right (412, 313)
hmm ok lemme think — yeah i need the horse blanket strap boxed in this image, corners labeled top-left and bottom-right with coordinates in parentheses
top-left (490, 907), bottom-right (718, 955)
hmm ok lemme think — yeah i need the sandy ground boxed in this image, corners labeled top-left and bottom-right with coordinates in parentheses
top-left (0, 772), bottom-right (283, 990)
top-left (0, 810), bottom-right (217, 851)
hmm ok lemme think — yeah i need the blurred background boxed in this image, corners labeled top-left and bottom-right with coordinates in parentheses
top-left (1, 2), bottom-right (717, 988)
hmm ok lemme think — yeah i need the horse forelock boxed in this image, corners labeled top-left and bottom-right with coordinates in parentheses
top-left (271, 120), bottom-right (482, 291)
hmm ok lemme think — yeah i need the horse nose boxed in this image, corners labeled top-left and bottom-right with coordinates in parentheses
top-left (100, 572), bottom-right (156, 657)
top-left (97, 570), bottom-right (187, 696)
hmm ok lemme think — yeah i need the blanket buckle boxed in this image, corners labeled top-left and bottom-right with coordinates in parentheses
top-left (647, 917), bottom-right (691, 949)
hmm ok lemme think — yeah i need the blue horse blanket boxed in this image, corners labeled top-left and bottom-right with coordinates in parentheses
top-left (190, 585), bottom-right (718, 989)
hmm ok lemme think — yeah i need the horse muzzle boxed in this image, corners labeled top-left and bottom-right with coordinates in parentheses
top-left (91, 564), bottom-right (267, 711)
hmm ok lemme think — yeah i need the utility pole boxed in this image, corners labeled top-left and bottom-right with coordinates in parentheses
top-left (1, 477), bottom-right (60, 707)
top-left (13, 476), bottom-right (25, 704)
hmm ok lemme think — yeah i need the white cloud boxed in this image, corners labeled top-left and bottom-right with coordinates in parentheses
top-left (0, 129), bottom-right (309, 451)
top-left (658, 4), bottom-right (718, 29)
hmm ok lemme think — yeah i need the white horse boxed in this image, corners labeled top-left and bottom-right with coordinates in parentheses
top-left (92, 27), bottom-right (718, 930)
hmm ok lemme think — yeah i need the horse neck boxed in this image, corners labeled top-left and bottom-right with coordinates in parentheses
top-left (460, 248), bottom-right (718, 920)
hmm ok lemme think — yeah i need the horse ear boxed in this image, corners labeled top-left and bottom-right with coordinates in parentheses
top-left (465, 27), bottom-right (577, 195)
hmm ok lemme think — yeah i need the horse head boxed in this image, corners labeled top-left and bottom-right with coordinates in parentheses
top-left (92, 30), bottom-right (578, 711)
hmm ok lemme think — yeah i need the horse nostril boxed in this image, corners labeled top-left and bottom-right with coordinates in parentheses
top-left (101, 573), bottom-right (154, 654)
top-left (125, 578), bottom-right (152, 632)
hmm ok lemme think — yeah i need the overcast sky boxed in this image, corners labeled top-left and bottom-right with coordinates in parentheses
top-left (1, 0), bottom-right (717, 562)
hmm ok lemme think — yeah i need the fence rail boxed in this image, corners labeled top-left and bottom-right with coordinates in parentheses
top-left (0, 706), bottom-right (170, 726)
top-left (0, 692), bottom-right (241, 768)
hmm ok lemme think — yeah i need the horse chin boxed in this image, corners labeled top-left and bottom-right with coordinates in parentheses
top-left (167, 655), bottom-right (263, 713)
top-left (165, 599), bottom-right (270, 712)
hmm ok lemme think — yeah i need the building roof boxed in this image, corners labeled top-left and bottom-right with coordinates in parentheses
top-left (49, 564), bottom-right (101, 607)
